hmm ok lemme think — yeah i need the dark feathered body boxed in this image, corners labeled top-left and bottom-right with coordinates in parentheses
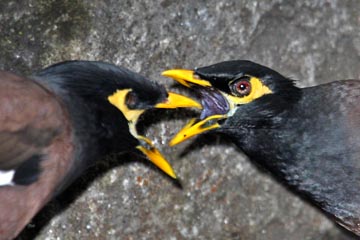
top-left (0, 61), bottom-right (169, 239)
top-left (164, 60), bottom-right (360, 235)
top-left (221, 80), bottom-right (360, 233)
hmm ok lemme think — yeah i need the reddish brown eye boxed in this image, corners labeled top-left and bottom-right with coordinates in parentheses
top-left (231, 79), bottom-right (252, 97)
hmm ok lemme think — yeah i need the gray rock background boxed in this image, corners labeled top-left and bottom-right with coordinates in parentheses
top-left (1, 0), bottom-right (360, 239)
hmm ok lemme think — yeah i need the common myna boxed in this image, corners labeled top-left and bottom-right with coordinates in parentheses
top-left (163, 60), bottom-right (360, 235)
top-left (0, 60), bottom-right (200, 240)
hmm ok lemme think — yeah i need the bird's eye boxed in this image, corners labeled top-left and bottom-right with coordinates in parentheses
top-left (126, 92), bottom-right (138, 109)
top-left (230, 77), bottom-right (252, 97)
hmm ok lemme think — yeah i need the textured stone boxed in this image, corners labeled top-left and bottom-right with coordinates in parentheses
top-left (0, 0), bottom-right (359, 239)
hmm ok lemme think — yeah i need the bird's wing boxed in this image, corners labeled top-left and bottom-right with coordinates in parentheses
top-left (0, 71), bottom-right (64, 185)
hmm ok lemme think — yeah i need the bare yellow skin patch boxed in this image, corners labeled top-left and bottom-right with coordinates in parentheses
top-left (162, 69), bottom-right (272, 106)
top-left (223, 76), bottom-right (272, 116)
top-left (227, 76), bottom-right (272, 104)
top-left (108, 89), bottom-right (177, 179)
top-left (108, 89), bottom-right (144, 124)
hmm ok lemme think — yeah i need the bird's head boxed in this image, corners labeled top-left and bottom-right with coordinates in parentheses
top-left (107, 80), bottom-right (201, 179)
top-left (162, 60), bottom-right (301, 145)
top-left (35, 61), bottom-right (201, 179)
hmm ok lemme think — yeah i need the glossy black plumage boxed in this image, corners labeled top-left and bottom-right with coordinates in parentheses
top-left (164, 60), bottom-right (360, 235)
top-left (222, 80), bottom-right (360, 231)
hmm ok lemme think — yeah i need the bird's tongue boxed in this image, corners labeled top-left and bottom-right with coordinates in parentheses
top-left (197, 87), bottom-right (230, 120)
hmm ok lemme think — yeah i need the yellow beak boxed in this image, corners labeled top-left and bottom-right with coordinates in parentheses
top-left (162, 69), bottom-right (228, 146)
top-left (162, 69), bottom-right (212, 87)
top-left (169, 115), bottom-right (226, 146)
top-left (155, 92), bottom-right (201, 109)
top-left (150, 91), bottom-right (201, 175)
top-left (151, 91), bottom-right (202, 169)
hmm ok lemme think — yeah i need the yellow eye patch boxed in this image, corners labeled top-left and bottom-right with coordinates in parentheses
top-left (226, 76), bottom-right (272, 105)
top-left (108, 89), bottom-right (144, 124)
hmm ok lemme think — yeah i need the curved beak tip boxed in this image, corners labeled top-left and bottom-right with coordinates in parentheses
top-left (137, 145), bottom-right (177, 179)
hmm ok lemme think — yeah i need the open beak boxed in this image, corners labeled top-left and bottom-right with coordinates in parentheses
top-left (162, 69), bottom-right (229, 146)
top-left (108, 88), bottom-right (202, 179)
top-left (155, 92), bottom-right (201, 109)
top-left (143, 91), bottom-right (201, 178)
top-left (169, 115), bottom-right (226, 146)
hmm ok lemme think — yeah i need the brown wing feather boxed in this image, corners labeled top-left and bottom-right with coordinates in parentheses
top-left (0, 71), bottom-right (74, 239)
top-left (0, 71), bottom-right (64, 170)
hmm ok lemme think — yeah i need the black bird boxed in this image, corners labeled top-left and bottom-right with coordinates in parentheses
top-left (163, 60), bottom-right (360, 235)
top-left (0, 60), bottom-right (200, 239)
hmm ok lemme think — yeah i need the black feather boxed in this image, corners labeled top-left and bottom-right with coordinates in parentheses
top-left (13, 154), bottom-right (43, 185)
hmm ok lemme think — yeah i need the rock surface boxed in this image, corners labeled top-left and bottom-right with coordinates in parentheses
top-left (1, 0), bottom-right (360, 239)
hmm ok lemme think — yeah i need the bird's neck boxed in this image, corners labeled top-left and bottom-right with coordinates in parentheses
top-left (34, 73), bottom-right (138, 168)
top-left (221, 89), bottom-right (316, 196)
top-left (41, 80), bottom-right (139, 194)
top-left (226, 85), bottom-right (360, 225)
top-left (224, 89), bottom-right (301, 132)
